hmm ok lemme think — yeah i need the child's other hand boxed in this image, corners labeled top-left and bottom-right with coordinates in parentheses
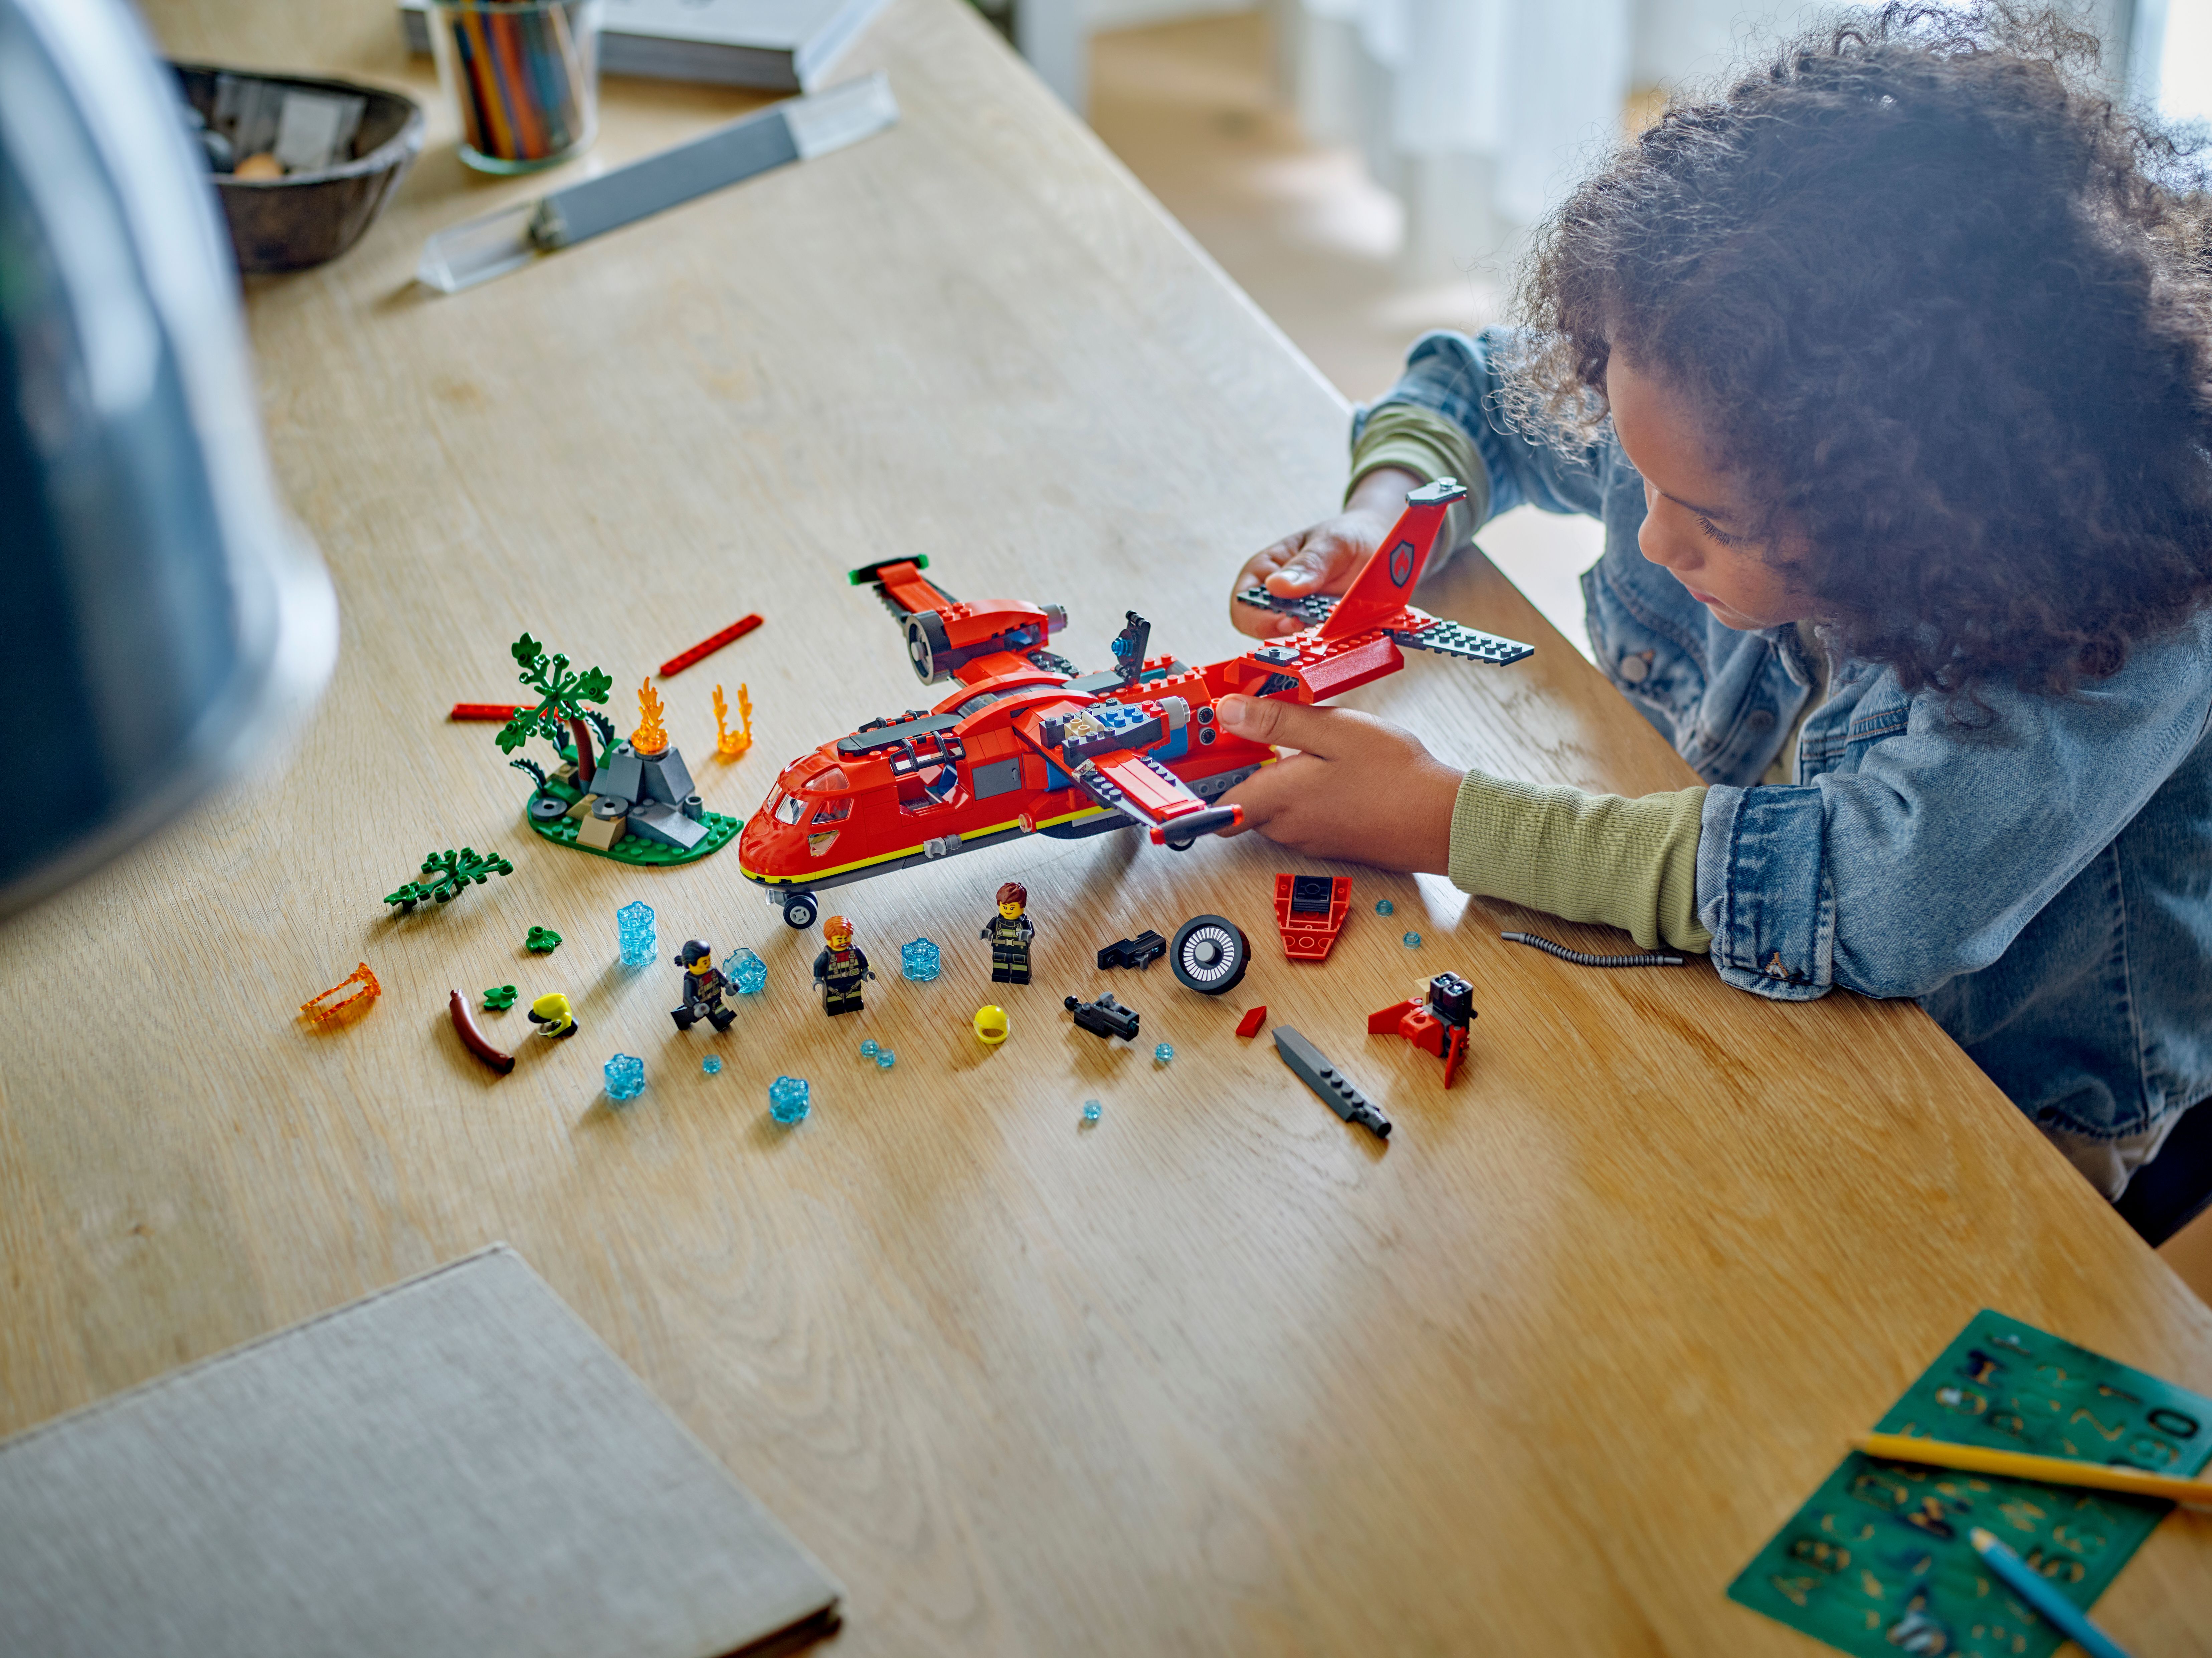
top-left (1216, 694), bottom-right (1459, 871)
top-left (1230, 466), bottom-right (1424, 638)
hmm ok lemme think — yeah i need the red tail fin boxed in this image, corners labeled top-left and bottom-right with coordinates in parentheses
top-left (1317, 477), bottom-right (1467, 640)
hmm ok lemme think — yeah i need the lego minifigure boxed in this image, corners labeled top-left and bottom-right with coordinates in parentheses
top-left (670, 940), bottom-right (738, 1032)
top-left (527, 992), bottom-right (579, 1038)
top-left (812, 915), bottom-right (874, 1016)
top-left (980, 880), bottom-right (1035, 985)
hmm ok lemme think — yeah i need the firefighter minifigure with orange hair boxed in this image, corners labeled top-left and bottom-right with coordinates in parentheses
top-left (812, 915), bottom-right (874, 1016)
top-left (980, 880), bottom-right (1035, 985)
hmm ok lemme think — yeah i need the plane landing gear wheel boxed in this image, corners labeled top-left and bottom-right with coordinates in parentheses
top-left (781, 892), bottom-right (819, 930)
top-left (1171, 913), bottom-right (1250, 996)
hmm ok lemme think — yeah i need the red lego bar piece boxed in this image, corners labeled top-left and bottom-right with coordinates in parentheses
top-left (1274, 873), bottom-right (1351, 962)
top-left (449, 702), bottom-right (523, 721)
top-left (1368, 973), bottom-right (1477, 1086)
top-left (659, 613), bottom-right (763, 678)
top-left (1235, 1005), bottom-right (1267, 1038)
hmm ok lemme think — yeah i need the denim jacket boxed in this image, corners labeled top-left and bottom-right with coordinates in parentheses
top-left (1363, 329), bottom-right (2212, 1140)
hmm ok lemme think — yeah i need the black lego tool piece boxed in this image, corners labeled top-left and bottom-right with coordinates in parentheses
top-left (1096, 930), bottom-right (1167, 971)
top-left (1273, 1027), bottom-right (1390, 1139)
top-left (1064, 992), bottom-right (1141, 1042)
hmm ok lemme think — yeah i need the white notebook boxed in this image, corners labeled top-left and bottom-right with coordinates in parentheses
top-left (400, 0), bottom-right (890, 91)
top-left (0, 1245), bottom-right (842, 1658)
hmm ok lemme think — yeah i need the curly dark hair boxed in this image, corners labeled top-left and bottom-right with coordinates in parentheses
top-left (1504, 2), bottom-right (2212, 697)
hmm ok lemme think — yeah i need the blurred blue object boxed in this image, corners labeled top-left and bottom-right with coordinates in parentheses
top-left (0, 0), bottom-right (336, 916)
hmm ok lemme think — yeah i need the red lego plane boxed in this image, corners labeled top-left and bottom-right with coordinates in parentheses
top-left (737, 478), bottom-right (1532, 928)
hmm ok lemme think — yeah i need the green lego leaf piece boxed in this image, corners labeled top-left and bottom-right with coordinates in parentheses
top-left (483, 985), bottom-right (518, 1010)
top-left (382, 847), bottom-right (515, 913)
top-left (525, 926), bottom-right (562, 953)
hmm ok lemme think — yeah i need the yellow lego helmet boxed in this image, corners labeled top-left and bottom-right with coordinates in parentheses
top-left (527, 992), bottom-right (577, 1037)
top-left (972, 1004), bottom-right (1009, 1046)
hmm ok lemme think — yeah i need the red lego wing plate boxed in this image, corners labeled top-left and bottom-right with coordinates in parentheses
top-left (1072, 749), bottom-right (1242, 848)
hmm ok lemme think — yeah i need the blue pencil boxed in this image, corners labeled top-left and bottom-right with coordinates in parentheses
top-left (1968, 1529), bottom-right (2135, 1658)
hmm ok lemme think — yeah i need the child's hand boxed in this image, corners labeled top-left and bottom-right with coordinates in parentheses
top-left (1230, 466), bottom-right (1424, 638)
top-left (1216, 694), bottom-right (1459, 871)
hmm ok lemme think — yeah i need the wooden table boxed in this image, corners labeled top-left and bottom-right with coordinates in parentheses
top-left (4, 0), bottom-right (2208, 1649)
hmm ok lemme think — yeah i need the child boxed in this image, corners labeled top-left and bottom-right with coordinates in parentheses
top-left (1219, 4), bottom-right (2212, 1200)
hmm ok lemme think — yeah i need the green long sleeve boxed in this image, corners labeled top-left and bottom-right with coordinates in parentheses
top-left (1448, 771), bottom-right (1713, 954)
top-left (1347, 404), bottom-right (1489, 517)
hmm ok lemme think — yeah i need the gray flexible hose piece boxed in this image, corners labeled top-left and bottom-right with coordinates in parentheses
top-left (1501, 931), bottom-right (1686, 968)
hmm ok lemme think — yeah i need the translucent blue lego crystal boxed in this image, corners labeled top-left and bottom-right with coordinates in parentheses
top-left (702, 1056), bottom-right (722, 1075)
top-left (860, 1038), bottom-right (879, 1058)
top-left (1375, 898), bottom-right (1395, 916)
top-left (1154, 1043), bottom-right (1174, 1064)
top-left (902, 937), bottom-right (941, 982)
top-left (1082, 1099), bottom-right (1102, 1123)
top-left (875, 1049), bottom-right (896, 1069)
top-left (604, 1053), bottom-right (644, 1101)
top-left (616, 900), bottom-right (655, 968)
top-left (730, 948), bottom-right (765, 995)
top-left (769, 1075), bottom-right (811, 1124)
top-left (1403, 931), bottom-right (1422, 948)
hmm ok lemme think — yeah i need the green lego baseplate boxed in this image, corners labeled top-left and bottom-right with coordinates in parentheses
top-left (1729, 1308), bottom-right (2211, 1658)
top-left (524, 782), bottom-right (741, 868)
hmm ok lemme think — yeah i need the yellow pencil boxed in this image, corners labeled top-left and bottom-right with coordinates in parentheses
top-left (1852, 1432), bottom-right (2212, 1507)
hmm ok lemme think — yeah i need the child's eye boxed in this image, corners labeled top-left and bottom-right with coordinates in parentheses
top-left (1697, 514), bottom-right (1749, 549)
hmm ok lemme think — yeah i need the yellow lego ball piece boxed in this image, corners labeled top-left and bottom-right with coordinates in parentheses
top-left (972, 1004), bottom-right (1009, 1046)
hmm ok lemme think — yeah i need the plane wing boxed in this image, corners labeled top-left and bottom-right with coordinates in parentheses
top-left (1236, 589), bottom-right (1533, 666)
top-left (1070, 749), bottom-right (1241, 849)
top-left (849, 556), bottom-right (1072, 689)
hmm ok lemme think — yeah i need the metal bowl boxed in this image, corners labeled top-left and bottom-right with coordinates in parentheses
top-left (171, 63), bottom-right (424, 273)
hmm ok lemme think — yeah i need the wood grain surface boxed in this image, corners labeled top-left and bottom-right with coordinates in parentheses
top-left (2, 0), bottom-right (2207, 1651)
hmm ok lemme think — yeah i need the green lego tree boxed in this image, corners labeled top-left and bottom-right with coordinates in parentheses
top-left (497, 633), bottom-right (615, 791)
top-left (384, 847), bottom-right (515, 912)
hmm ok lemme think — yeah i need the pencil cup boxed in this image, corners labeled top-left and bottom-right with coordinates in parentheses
top-left (427, 0), bottom-right (600, 175)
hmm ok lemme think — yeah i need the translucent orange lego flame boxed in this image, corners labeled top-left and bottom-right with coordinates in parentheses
top-left (713, 682), bottom-right (753, 759)
top-left (632, 677), bottom-right (668, 755)
top-left (300, 962), bottom-right (381, 1026)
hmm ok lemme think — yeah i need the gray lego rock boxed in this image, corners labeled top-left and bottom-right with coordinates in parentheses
top-left (638, 748), bottom-right (695, 806)
top-left (593, 744), bottom-right (644, 804)
top-left (627, 799), bottom-right (709, 851)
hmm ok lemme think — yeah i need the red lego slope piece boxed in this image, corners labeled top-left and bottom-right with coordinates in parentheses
top-left (1274, 873), bottom-right (1351, 962)
top-left (659, 613), bottom-right (763, 678)
top-left (449, 702), bottom-right (523, 721)
top-left (1369, 973), bottom-right (1477, 1085)
top-left (1318, 477), bottom-right (1467, 640)
top-left (1235, 1005), bottom-right (1266, 1038)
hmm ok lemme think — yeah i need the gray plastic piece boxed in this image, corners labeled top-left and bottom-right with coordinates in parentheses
top-left (1273, 1027), bottom-right (1391, 1139)
top-left (638, 748), bottom-right (694, 805)
top-left (626, 799), bottom-right (708, 850)
top-left (592, 744), bottom-right (644, 804)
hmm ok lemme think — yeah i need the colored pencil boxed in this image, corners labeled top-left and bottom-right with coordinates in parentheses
top-left (1853, 1432), bottom-right (2212, 1507)
top-left (1968, 1529), bottom-right (2135, 1658)
top-left (462, 9), bottom-right (518, 159)
top-left (488, 10), bottom-right (544, 159)
top-left (447, 11), bottom-right (485, 152)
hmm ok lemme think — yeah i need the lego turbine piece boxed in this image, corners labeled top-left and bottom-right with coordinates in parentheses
top-left (1170, 914), bottom-right (1250, 996)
